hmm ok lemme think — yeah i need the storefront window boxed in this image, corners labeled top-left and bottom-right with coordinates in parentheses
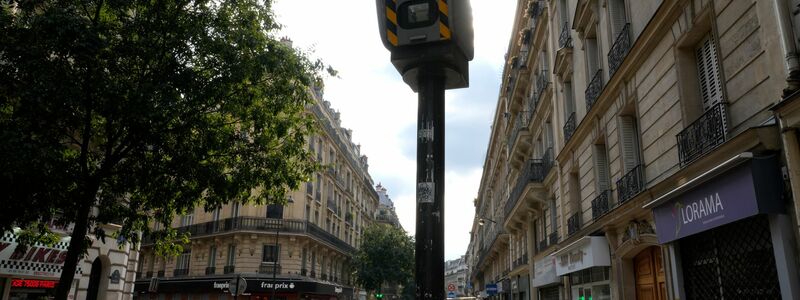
top-left (570, 268), bottom-right (611, 300)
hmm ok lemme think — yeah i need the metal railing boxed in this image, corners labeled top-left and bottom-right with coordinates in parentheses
top-left (585, 70), bottom-right (604, 111)
top-left (521, 28), bottom-right (532, 47)
top-left (534, 69), bottom-right (550, 109)
top-left (512, 254), bottom-right (529, 269)
top-left (559, 22), bottom-right (572, 48)
top-left (505, 157), bottom-right (550, 216)
top-left (538, 239), bottom-right (548, 252)
top-left (567, 213), bottom-right (582, 236)
top-left (205, 267), bottom-right (216, 275)
top-left (617, 164), bottom-right (644, 203)
top-left (508, 113), bottom-right (531, 150)
top-left (591, 190), bottom-right (612, 220)
top-left (608, 23), bottom-right (631, 77)
top-left (549, 232), bottom-right (558, 245)
top-left (258, 263), bottom-right (282, 274)
top-left (301, 268), bottom-right (308, 276)
top-left (224, 265), bottom-right (235, 274)
top-left (157, 270), bottom-right (165, 277)
top-left (564, 112), bottom-right (577, 142)
top-left (142, 217), bottom-right (356, 254)
top-left (146, 271), bottom-right (153, 278)
top-left (173, 269), bottom-right (189, 277)
top-left (677, 103), bottom-right (728, 167)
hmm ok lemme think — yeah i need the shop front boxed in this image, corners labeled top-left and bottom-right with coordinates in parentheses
top-left (553, 236), bottom-right (612, 300)
top-left (531, 256), bottom-right (559, 300)
top-left (647, 154), bottom-right (799, 299)
top-left (510, 274), bottom-right (528, 300)
top-left (0, 230), bottom-right (81, 300)
top-left (134, 276), bottom-right (354, 300)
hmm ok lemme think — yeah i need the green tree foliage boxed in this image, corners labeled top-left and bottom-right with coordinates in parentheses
top-left (0, 1), bottom-right (322, 298)
top-left (354, 224), bottom-right (415, 293)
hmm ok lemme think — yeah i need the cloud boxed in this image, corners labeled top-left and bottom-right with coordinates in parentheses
top-left (273, 0), bottom-right (516, 260)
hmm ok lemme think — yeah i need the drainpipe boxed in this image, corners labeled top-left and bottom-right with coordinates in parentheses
top-left (774, 0), bottom-right (800, 96)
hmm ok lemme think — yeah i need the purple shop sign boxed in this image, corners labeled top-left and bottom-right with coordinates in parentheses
top-left (652, 158), bottom-right (782, 244)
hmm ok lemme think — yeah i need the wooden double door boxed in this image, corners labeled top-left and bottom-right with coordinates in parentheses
top-left (634, 246), bottom-right (667, 300)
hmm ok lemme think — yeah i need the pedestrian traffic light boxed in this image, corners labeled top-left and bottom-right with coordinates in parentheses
top-left (376, 293), bottom-right (384, 299)
top-left (375, 0), bottom-right (474, 91)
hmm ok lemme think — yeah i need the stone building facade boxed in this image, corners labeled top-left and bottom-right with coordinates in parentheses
top-left (467, 0), bottom-right (800, 299)
top-left (133, 84), bottom-right (381, 300)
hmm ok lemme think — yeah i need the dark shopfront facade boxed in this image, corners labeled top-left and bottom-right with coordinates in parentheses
top-left (646, 154), bottom-right (800, 299)
top-left (134, 275), bottom-right (354, 300)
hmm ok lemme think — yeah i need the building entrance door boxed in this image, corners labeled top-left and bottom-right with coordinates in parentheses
top-left (634, 246), bottom-right (666, 300)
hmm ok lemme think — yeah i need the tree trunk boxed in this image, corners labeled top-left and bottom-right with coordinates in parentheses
top-left (54, 191), bottom-right (96, 300)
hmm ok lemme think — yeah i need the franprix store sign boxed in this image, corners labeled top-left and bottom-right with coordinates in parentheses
top-left (0, 231), bottom-right (71, 278)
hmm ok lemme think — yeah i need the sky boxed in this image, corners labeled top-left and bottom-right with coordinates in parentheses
top-left (273, 1), bottom-right (517, 260)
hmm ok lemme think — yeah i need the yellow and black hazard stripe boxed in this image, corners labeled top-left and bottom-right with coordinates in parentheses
top-left (438, 0), bottom-right (451, 40)
top-left (385, 0), bottom-right (399, 46)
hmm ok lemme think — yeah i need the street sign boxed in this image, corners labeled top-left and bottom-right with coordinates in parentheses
top-left (447, 283), bottom-right (456, 292)
top-left (447, 292), bottom-right (456, 298)
top-left (229, 276), bottom-right (247, 296)
top-left (486, 284), bottom-right (498, 296)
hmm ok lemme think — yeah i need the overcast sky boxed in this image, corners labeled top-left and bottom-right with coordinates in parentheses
top-left (273, 1), bottom-right (516, 260)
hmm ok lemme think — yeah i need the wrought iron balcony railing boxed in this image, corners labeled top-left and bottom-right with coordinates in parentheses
top-left (538, 239), bottom-right (548, 252)
top-left (173, 268), bottom-right (189, 277)
top-left (564, 112), bottom-right (577, 142)
top-left (559, 22), bottom-right (572, 48)
top-left (224, 265), bottom-right (235, 274)
top-left (258, 263), bottom-right (281, 274)
top-left (310, 270), bottom-right (316, 278)
top-left (157, 270), bottom-right (165, 277)
top-left (617, 164), bottom-right (644, 203)
top-left (591, 190), bottom-right (612, 220)
top-left (142, 217), bottom-right (356, 254)
top-left (676, 102), bottom-right (728, 166)
top-left (608, 23), bottom-right (631, 77)
top-left (205, 267), bottom-right (216, 275)
top-left (567, 213), bottom-right (582, 236)
top-left (508, 113), bottom-right (531, 150)
top-left (136, 271), bottom-right (142, 279)
top-left (301, 268), bottom-right (308, 276)
top-left (146, 271), bottom-right (153, 278)
top-left (585, 70), bottom-right (603, 111)
top-left (528, 1), bottom-right (544, 19)
top-left (505, 156), bottom-right (551, 216)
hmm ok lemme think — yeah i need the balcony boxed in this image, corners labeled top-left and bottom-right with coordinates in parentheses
top-left (617, 164), bottom-right (644, 203)
top-left (567, 213), bottom-right (582, 236)
top-left (677, 103), bottom-right (728, 166)
top-left (591, 190), bottom-right (612, 220)
top-left (564, 112), bottom-right (577, 142)
top-left (136, 271), bottom-right (142, 279)
top-left (310, 270), bottom-right (316, 278)
top-left (559, 22), bottom-right (572, 48)
top-left (173, 269), bottom-right (189, 277)
top-left (322, 273), bottom-right (328, 281)
top-left (142, 217), bottom-right (356, 255)
top-left (608, 23), bottom-right (631, 77)
top-left (301, 268), bottom-right (308, 276)
top-left (532, 70), bottom-right (550, 110)
top-left (585, 70), bottom-right (603, 111)
top-left (146, 271), bottom-right (153, 278)
top-left (205, 267), bottom-right (216, 275)
top-left (512, 254), bottom-right (529, 269)
top-left (258, 263), bottom-right (281, 275)
top-left (327, 198), bottom-right (340, 215)
top-left (224, 265), bottom-right (235, 274)
top-left (507, 113), bottom-right (531, 152)
top-left (538, 239), bottom-right (548, 252)
top-left (504, 157), bottom-right (551, 217)
top-left (157, 270), bottom-right (165, 277)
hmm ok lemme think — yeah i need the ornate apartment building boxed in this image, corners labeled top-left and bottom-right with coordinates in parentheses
top-left (468, 0), bottom-right (800, 299)
top-left (133, 84), bottom-right (382, 300)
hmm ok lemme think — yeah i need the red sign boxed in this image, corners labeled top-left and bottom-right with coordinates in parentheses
top-left (11, 279), bottom-right (58, 289)
top-left (447, 283), bottom-right (456, 292)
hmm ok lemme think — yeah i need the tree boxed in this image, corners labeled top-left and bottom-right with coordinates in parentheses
top-left (354, 224), bottom-right (415, 295)
top-left (0, 1), bottom-right (322, 299)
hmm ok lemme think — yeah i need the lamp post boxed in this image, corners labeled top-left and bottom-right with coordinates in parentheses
top-left (477, 218), bottom-right (497, 226)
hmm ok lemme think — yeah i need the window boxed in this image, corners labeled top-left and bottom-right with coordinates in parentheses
top-left (208, 246), bottom-right (217, 268)
top-left (180, 214), bottom-right (193, 227)
top-left (212, 208), bottom-right (220, 222)
top-left (593, 144), bottom-right (611, 192)
top-left (564, 81), bottom-right (575, 116)
top-left (231, 203), bottom-right (240, 218)
top-left (266, 204), bottom-right (284, 219)
top-left (619, 116), bottom-right (641, 172)
top-left (226, 245), bottom-right (236, 266)
top-left (608, 0), bottom-right (628, 38)
top-left (262, 245), bottom-right (280, 263)
top-left (301, 248), bottom-right (307, 272)
top-left (695, 34), bottom-right (723, 112)
top-left (176, 250), bottom-right (191, 270)
top-left (549, 197), bottom-right (557, 234)
top-left (559, 0), bottom-right (569, 25)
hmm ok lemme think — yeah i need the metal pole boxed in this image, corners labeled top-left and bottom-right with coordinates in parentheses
top-left (415, 66), bottom-right (446, 300)
top-left (272, 218), bottom-right (281, 300)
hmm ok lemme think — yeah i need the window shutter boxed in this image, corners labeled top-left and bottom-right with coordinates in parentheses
top-left (564, 82), bottom-right (575, 115)
top-left (695, 34), bottom-right (723, 110)
top-left (594, 145), bottom-right (610, 191)
top-left (608, 0), bottom-right (628, 38)
top-left (619, 116), bottom-right (641, 172)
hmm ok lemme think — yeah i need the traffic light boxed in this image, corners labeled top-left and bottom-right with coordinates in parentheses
top-left (375, 0), bottom-right (474, 91)
top-left (376, 293), bottom-right (384, 299)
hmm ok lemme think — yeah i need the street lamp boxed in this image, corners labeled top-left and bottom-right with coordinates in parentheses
top-left (477, 218), bottom-right (496, 226)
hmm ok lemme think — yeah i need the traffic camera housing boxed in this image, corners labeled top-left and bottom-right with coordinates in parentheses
top-left (375, 0), bottom-right (474, 91)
